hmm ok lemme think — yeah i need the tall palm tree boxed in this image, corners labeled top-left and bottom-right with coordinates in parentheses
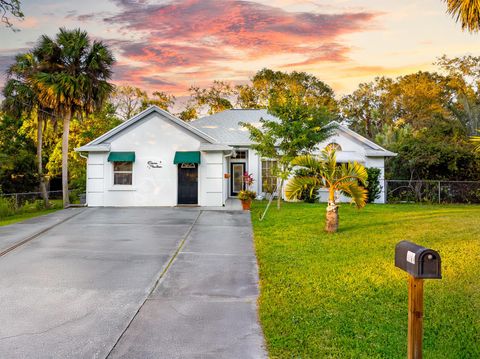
top-left (444, 0), bottom-right (480, 32)
top-left (32, 28), bottom-right (115, 207)
top-left (2, 52), bottom-right (51, 207)
top-left (285, 149), bottom-right (368, 233)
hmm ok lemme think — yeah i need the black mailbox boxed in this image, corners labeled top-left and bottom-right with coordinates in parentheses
top-left (395, 241), bottom-right (442, 279)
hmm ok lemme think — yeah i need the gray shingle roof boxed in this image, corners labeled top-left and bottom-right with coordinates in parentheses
top-left (190, 109), bottom-right (278, 146)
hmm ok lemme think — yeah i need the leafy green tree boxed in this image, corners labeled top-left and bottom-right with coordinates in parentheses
top-left (444, 0), bottom-right (480, 32)
top-left (285, 149), bottom-right (368, 233)
top-left (141, 91), bottom-right (175, 112)
top-left (188, 81), bottom-right (234, 115)
top-left (0, 112), bottom-right (37, 193)
top-left (2, 52), bottom-right (53, 206)
top-left (31, 28), bottom-right (115, 207)
top-left (236, 68), bottom-right (338, 114)
top-left (340, 77), bottom-right (394, 139)
top-left (110, 86), bottom-right (147, 121)
top-left (242, 90), bottom-right (334, 209)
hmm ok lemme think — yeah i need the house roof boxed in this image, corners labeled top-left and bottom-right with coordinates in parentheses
top-left (190, 109), bottom-right (278, 146)
top-left (191, 110), bottom-right (396, 157)
top-left (76, 106), bottom-right (216, 152)
top-left (76, 107), bottom-right (395, 158)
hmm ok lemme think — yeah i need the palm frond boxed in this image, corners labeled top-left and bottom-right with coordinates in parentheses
top-left (444, 0), bottom-right (480, 32)
top-left (337, 181), bottom-right (368, 208)
top-left (285, 176), bottom-right (321, 201)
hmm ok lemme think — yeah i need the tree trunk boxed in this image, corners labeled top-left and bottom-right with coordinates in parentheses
top-left (37, 117), bottom-right (49, 208)
top-left (276, 178), bottom-right (284, 210)
top-left (325, 201), bottom-right (339, 233)
top-left (62, 109), bottom-right (71, 208)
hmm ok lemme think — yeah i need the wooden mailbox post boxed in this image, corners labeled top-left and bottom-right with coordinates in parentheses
top-left (395, 241), bottom-right (442, 359)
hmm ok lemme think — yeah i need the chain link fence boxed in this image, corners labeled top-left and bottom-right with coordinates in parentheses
top-left (385, 180), bottom-right (480, 204)
top-left (0, 190), bottom-right (64, 208)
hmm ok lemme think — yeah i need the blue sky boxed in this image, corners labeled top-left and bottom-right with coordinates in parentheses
top-left (0, 0), bottom-right (479, 96)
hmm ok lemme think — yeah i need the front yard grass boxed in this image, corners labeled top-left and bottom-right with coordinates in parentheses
top-left (251, 202), bottom-right (480, 358)
top-left (0, 200), bottom-right (62, 226)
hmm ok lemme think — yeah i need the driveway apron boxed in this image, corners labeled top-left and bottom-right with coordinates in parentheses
top-left (108, 210), bottom-right (267, 359)
top-left (0, 208), bottom-right (266, 358)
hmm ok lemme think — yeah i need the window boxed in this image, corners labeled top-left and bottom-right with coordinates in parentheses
top-left (261, 159), bottom-right (278, 193)
top-left (113, 162), bottom-right (133, 185)
top-left (232, 150), bottom-right (247, 159)
top-left (326, 142), bottom-right (342, 152)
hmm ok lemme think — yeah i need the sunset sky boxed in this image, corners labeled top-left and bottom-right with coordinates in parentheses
top-left (1, 0), bottom-right (479, 97)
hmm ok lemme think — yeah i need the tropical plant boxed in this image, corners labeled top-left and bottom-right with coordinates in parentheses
top-left (238, 190), bottom-right (257, 201)
top-left (285, 149), bottom-right (368, 233)
top-left (472, 130), bottom-right (480, 152)
top-left (444, 0), bottom-right (480, 32)
top-left (31, 28), bottom-right (115, 207)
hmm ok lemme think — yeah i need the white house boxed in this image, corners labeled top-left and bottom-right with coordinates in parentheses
top-left (76, 106), bottom-right (396, 207)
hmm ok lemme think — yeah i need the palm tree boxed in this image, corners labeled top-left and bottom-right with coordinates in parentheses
top-left (2, 52), bottom-right (51, 207)
top-left (472, 130), bottom-right (480, 152)
top-left (285, 149), bottom-right (368, 233)
top-left (444, 0), bottom-right (480, 32)
top-left (32, 28), bottom-right (115, 207)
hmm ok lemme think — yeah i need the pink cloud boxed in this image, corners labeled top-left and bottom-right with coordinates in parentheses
top-left (104, 0), bottom-right (379, 94)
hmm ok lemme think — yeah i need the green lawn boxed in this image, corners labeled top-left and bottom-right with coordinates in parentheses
top-left (251, 202), bottom-right (480, 359)
top-left (0, 200), bottom-right (62, 226)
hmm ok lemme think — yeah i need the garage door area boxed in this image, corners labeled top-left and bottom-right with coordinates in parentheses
top-left (0, 208), bottom-right (266, 358)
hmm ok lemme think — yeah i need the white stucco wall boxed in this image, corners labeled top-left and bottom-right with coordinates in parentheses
top-left (86, 112), bottom-right (224, 207)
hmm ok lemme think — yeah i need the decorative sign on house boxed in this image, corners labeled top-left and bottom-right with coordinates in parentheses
top-left (147, 160), bottom-right (163, 169)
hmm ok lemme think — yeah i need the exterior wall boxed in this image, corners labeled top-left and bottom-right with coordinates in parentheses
top-left (199, 152), bottom-right (224, 206)
top-left (86, 112), bottom-right (222, 207)
top-left (86, 153), bottom-right (106, 206)
top-left (247, 150), bottom-right (261, 194)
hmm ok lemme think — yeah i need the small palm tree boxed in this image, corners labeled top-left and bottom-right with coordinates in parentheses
top-left (444, 0), bottom-right (480, 32)
top-left (285, 149), bottom-right (368, 233)
top-left (32, 28), bottom-right (115, 207)
top-left (472, 130), bottom-right (480, 152)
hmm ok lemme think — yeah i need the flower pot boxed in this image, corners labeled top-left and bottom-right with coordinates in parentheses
top-left (241, 199), bottom-right (252, 210)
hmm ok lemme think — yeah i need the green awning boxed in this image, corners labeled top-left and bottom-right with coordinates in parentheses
top-left (107, 152), bottom-right (135, 162)
top-left (173, 151), bottom-right (201, 164)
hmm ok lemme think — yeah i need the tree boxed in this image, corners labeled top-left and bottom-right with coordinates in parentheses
top-left (444, 0), bottom-right (480, 32)
top-left (236, 69), bottom-right (338, 114)
top-left (32, 28), bottom-right (115, 207)
top-left (0, 0), bottom-right (23, 30)
top-left (242, 90), bottom-right (334, 209)
top-left (0, 112), bottom-right (37, 194)
top-left (188, 81), bottom-right (234, 115)
top-left (340, 77), bottom-right (394, 139)
top-left (285, 149), bottom-right (368, 233)
top-left (141, 91), bottom-right (175, 112)
top-left (110, 86), bottom-right (147, 121)
top-left (2, 52), bottom-right (52, 206)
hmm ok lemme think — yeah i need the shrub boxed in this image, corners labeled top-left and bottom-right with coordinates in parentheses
top-left (366, 167), bottom-right (381, 203)
top-left (0, 196), bottom-right (16, 218)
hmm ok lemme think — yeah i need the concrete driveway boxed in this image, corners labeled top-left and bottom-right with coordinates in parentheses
top-left (0, 208), bottom-right (266, 358)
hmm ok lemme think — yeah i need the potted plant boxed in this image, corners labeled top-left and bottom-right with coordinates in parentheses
top-left (238, 190), bottom-right (256, 210)
top-left (238, 172), bottom-right (256, 210)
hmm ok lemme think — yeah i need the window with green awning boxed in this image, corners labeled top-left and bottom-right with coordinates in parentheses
top-left (107, 152), bottom-right (136, 162)
top-left (173, 151), bottom-right (201, 164)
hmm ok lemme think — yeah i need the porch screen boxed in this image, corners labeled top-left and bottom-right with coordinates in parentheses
top-left (261, 159), bottom-right (278, 193)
